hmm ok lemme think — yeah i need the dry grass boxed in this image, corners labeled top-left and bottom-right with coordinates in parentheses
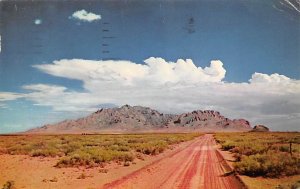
top-left (0, 133), bottom-right (201, 168)
top-left (215, 132), bottom-right (300, 188)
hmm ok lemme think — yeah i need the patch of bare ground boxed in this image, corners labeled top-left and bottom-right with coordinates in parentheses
top-left (240, 175), bottom-right (300, 189)
top-left (0, 137), bottom-right (194, 189)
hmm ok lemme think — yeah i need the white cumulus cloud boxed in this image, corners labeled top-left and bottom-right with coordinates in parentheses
top-left (0, 92), bottom-right (24, 101)
top-left (250, 72), bottom-right (291, 83)
top-left (34, 19), bottom-right (42, 25)
top-left (70, 10), bottom-right (101, 22)
top-left (33, 57), bottom-right (226, 89)
top-left (1, 57), bottom-right (300, 131)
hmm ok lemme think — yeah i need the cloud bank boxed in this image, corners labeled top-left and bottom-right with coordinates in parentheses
top-left (70, 10), bottom-right (101, 22)
top-left (1, 57), bottom-right (299, 131)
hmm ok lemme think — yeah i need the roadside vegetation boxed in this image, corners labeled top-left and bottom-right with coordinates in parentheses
top-left (215, 132), bottom-right (300, 178)
top-left (0, 133), bottom-right (200, 168)
top-left (1, 180), bottom-right (15, 189)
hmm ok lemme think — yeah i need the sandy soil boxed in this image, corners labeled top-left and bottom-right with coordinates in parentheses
top-left (241, 175), bottom-right (300, 189)
top-left (102, 134), bottom-right (244, 189)
top-left (0, 136), bottom-right (195, 189)
top-left (0, 134), bottom-right (245, 189)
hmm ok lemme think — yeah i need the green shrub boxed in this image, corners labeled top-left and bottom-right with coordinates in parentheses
top-left (221, 142), bottom-right (235, 150)
top-left (0, 133), bottom-right (201, 168)
top-left (77, 173), bottom-right (86, 179)
top-left (291, 180), bottom-right (300, 189)
top-left (234, 155), bottom-right (262, 176)
top-left (49, 177), bottom-right (58, 182)
top-left (30, 148), bottom-right (60, 157)
top-left (135, 141), bottom-right (167, 155)
top-left (2, 181), bottom-right (15, 189)
top-left (278, 145), bottom-right (290, 153)
top-left (216, 132), bottom-right (300, 178)
top-left (234, 151), bottom-right (299, 177)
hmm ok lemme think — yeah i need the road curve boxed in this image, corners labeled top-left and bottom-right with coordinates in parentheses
top-left (102, 134), bottom-right (244, 189)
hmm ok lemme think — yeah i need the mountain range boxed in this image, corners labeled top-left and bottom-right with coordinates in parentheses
top-left (27, 105), bottom-right (252, 133)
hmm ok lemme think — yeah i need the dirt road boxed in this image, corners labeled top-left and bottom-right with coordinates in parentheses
top-left (102, 134), bottom-right (244, 189)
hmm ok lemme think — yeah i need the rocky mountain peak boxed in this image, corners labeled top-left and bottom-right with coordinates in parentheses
top-left (251, 125), bottom-right (269, 132)
top-left (27, 105), bottom-right (252, 133)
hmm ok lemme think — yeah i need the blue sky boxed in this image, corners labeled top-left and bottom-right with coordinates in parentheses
top-left (0, 0), bottom-right (300, 133)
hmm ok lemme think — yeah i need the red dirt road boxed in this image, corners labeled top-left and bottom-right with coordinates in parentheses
top-left (102, 134), bottom-right (244, 189)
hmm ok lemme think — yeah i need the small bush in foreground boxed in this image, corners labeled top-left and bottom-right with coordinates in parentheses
top-left (56, 150), bottom-right (135, 167)
top-left (291, 180), bottom-right (300, 189)
top-left (2, 180), bottom-right (15, 189)
top-left (77, 173), bottom-right (86, 179)
top-left (0, 133), bottom-right (201, 168)
top-left (215, 132), bottom-right (300, 178)
top-left (234, 152), bottom-right (299, 177)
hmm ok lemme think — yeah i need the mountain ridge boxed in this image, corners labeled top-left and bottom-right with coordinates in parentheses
top-left (27, 105), bottom-right (252, 133)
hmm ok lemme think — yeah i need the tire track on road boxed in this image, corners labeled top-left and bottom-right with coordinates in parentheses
top-left (102, 134), bottom-right (244, 189)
